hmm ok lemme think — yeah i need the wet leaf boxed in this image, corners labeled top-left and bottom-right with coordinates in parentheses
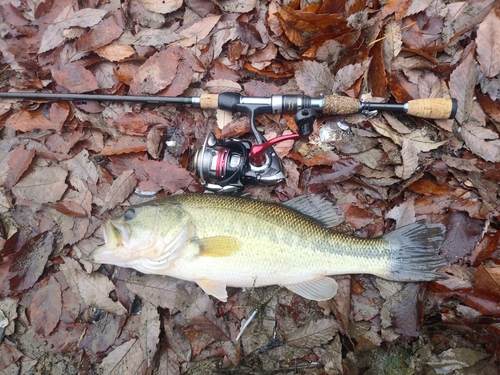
top-left (29, 275), bottom-right (62, 336)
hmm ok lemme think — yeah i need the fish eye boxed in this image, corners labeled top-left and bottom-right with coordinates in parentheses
top-left (124, 208), bottom-right (136, 221)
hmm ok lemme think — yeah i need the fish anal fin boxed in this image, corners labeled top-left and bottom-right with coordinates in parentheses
top-left (198, 236), bottom-right (240, 257)
top-left (196, 279), bottom-right (228, 302)
top-left (283, 277), bottom-right (339, 301)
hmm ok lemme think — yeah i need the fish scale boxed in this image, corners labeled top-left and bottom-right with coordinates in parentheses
top-left (90, 193), bottom-right (447, 302)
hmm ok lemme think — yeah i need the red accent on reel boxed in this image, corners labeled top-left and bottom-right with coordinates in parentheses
top-left (216, 147), bottom-right (230, 178)
top-left (249, 133), bottom-right (301, 166)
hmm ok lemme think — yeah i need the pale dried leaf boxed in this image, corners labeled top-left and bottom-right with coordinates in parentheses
top-left (382, 19), bottom-right (403, 71)
top-left (139, 301), bottom-right (160, 367)
top-left (295, 61), bottom-right (335, 96)
top-left (177, 15), bottom-right (221, 47)
top-left (125, 275), bottom-right (184, 309)
top-left (60, 256), bottom-right (126, 315)
top-left (95, 44), bottom-right (135, 62)
top-left (428, 348), bottom-right (489, 374)
top-left (286, 318), bottom-right (339, 347)
top-left (39, 7), bottom-right (108, 53)
top-left (370, 120), bottom-right (402, 146)
top-left (203, 79), bottom-right (242, 93)
top-left (100, 339), bottom-right (146, 375)
top-left (216, 109), bottom-right (233, 129)
top-left (64, 149), bottom-right (98, 185)
top-left (405, 0), bottom-right (434, 16)
top-left (395, 137), bottom-right (419, 180)
top-left (120, 29), bottom-right (184, 46)
top-left (405, 130), bottom-right (447, 152)
top-left (101, 169), bottom-right (137, 212)
top-left (12, 166), bottom-right (67, 204)
top-left (449, 51), bottom-right (476, 124)
top-left (138, 0), bottom-right (182, 14)
top-left (462, 121), bottom-right (500, 162)
top-left (476, 10), bottom-right (500, 78)
top-left (213, 0), bottom-right (257, 13)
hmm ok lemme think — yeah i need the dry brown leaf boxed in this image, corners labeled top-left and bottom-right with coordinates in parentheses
top-left (295, 61), bottom-right (335, 96)
top-left (213, 0), bottom-right (257, 13)
top-left (286, 318), bottom-right (339, 347)
top-left (450, 51), bottom-right (476, 124)
top-left (124, 275), bottom-right (183, 310)
top-left (29, 275), bottom-right (62, 336)
top-left (139, 301), bottom-right (161, 367)
top-left (101, 169), bottom-right (137, 212)
top-left (12, 166), bottom-right (67, 204)
top-left (4, 142), bottom-right (35, 189)
top-left (39, 7), bottom-right (107, 53)
top-left (129, 46), bottom-right (182, 95)
top-left (64, 149), bottom-right (99, 185)
top-left (60, 256), bottom-right (127, 315)
top-left (382, 19), bottom-right (403, 71)
top-left (203, 79), bottom-right (242, 93)
top-left (476, 9), bottom-right (500, 78)
top-left (52, 63), bottom-right (99, 93)
top-left (100, 338), bottom-right (146, 375)
top-left (138, 0), bottom-right (182, 14)
top-left (184, 292), bottom-right (231, 341)
top-left (95, 44), bottom-right (135, 62)
top-left (462, 121), bottom-right (500, 163)
top-left (177, 15), bottom-right (221, 47)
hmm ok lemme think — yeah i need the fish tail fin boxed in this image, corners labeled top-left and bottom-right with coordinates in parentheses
top-left (382, 221), bottom-right (447, 281)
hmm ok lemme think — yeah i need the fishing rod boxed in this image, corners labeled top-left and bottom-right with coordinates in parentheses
top-left (0, 91), bottom-right (457, 193)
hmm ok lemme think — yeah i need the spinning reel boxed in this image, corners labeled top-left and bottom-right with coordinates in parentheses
top-left (194, 108), bottom-right (316, 193)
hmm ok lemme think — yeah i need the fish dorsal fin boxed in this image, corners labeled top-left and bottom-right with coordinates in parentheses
top-left (198, 236), bottom-right (241, 257)
top-left (282, 195), bottom-right (345, 228)
top-left (196, 279), bottom-right (228, 302)
top-left (283, 276), bottom-right (339, 301)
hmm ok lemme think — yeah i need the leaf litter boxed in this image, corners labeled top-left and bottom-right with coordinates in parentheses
top-left (1, 0), bottom-right (500, 374)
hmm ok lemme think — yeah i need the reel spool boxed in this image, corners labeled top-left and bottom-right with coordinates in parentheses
top-left (194, 109), bottom-right (317, 193)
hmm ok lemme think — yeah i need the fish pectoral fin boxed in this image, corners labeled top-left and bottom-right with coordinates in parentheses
top-left (196, 279), bottom-right (228, 302)
top-left (282, 277), bottom-right (339, 301)
top-left (198, 236), bottom-right (241, 257)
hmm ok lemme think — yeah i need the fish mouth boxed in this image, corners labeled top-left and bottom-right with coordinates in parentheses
top-left (89, 219), bottom-right (130, 263)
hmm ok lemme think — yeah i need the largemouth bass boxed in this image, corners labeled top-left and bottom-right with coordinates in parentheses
top-left (89, 194), bottom-right (446, 301)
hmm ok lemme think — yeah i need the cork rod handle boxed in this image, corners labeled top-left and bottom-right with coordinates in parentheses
top-left (407, 98), bottom-right (457, 119)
